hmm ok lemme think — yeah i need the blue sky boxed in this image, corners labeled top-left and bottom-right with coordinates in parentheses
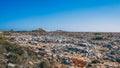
top-left (0, 0), bottom-right (120, 32)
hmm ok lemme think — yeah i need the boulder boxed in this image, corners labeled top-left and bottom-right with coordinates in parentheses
top-left (77, 43), bottom-right (89, 47)
top-left (8, 63), bottom-right (15, 68)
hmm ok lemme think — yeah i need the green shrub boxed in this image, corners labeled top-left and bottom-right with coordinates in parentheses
top-left (3, 43), bottom-right (24, 55)
top-left (92, 36), bottom-right (103, 40)
top-left (0, 36), bottom-right (25, 55)
top-left (7, 53), bottom-right (20, 64)
top-left (39, 60), bottom-right (51, 68)
top-left (94, 33), bottom-right (101, 35)
top-left (91, 60), bottom-right (100, 64)
top-left (0, 46), bottom-right (6, 54)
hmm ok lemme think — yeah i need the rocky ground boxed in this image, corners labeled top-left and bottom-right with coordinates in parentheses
top-left (0, 30), bottom-right (120, 68)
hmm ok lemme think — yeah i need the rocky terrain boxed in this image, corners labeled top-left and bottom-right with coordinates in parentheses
top-left (0, 30), bottom-right (120, 68)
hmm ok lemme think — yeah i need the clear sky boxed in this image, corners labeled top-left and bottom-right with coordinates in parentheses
top-left (0, 0), bottom-right (120, 32)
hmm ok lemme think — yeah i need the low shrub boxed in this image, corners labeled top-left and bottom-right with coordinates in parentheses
top-left (91, 60), bottom-right (100, 64)
top-left (92, 36), bottom-right (103, 40)
top-left (7, 53), bottom-right (20, 64)
top-left (3, 43), bottom-right (24, 55)
top-left (94, 33), bottom-right (101, 35)
top-left (39, 60), bottom-right (51, 68)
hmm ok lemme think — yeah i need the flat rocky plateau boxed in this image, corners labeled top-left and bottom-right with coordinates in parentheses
top-left (0, 31), bottom-right (120, 68)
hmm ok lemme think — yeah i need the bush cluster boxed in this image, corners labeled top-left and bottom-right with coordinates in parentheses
top-left (92, 36), bottom-right (103, 40)
top-left (7, 53), bottom-right (20, 64)
top-left (39, 60), bottom-right (51, 68)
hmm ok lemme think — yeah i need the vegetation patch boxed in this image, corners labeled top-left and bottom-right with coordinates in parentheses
top-left (92, 36), bottom-right (104, 40)
top-left (7, 53), bottom-right (20, 64)
top-left (39, 60), bottom-right (51, 68)
top-left (91, 60), bottom-right (100, 64)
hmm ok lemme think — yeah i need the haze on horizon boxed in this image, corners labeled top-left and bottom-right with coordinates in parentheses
top-left (0, 0), bottom-right (120, 32)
